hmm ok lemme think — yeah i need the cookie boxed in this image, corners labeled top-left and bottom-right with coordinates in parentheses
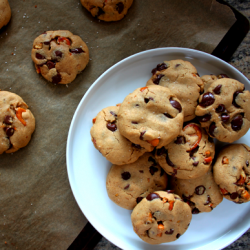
top-left (171, 169), bottom-right (223, 214)
top-left (0, 0), bottom-right (11, 29)
top-left (106, 153), bottom-right (168, 210)
top-left (0, 91), bottom-right (35, 154)
top-left (201, 73), bottom-right (229, 92)
top-left (80, 0), bottom-right (133, 22)
top-left (213, 144), bottom-right (250, 203)
top-left (155, 123), bottom-right (215, 179)
top-left (31, 30), bottom-right (89, 84)
top-left (195, 78), bottom-right (250, 143)
top-left (146, 59), bottom-right (204, 122)
top-left (131, 191), bottom-right (192, 244)
top-left (90, 106), bottom-right (147, 165)
top-left (117, 85), bottom-right (184, 151)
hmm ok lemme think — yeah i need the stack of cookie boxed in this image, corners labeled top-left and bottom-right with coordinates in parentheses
top-left (90, 59), bottom-right (250, 245)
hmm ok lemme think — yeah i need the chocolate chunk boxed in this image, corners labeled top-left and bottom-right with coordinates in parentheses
top-left (165, 229), bottom-right (174, 235)
top-left (231, 115), bottom-right (243, 131)
top-left (55, 50), bottom-right (62, 57)
top-left (156, 147), bottom-right (167, 156)
top-left (35, 53), bottom-right (45, 60)
top-left (44, 41), bottom-right (50, 45)
top-left (246, 160), bottom-right (249, 167)
top-left (233, 91), bottom-right (242, 108)
top-left (4, 115), bottom-right (13, 125)
top-left (96, 7), bottom-right (105, 17)
top-left (216, 104), bottom-right (226, 113)
top-left (106, 123), bottom-right (117, 132)
top-left (70, 48), bottom-right (84, 54)
top-left (132, 143), bottom-right (142, 149)
top-left (116, 2), bottom-right (124, 14)
top-left (160, 168), bottom-right (165, 176)
top-left (140, 131), bottom-right (146, 140)
top-left (166, 190), bottom-right (175, 193)
top-left (52, 73), bottom-right (62, 83)
top-left (174, 136), bottom-right (186, 144)
top-left (204, 195), bottom-right (211, 205)
top-left (131, 121), bottom-right (138, 124)
top-left (146, 193), bottom-right (160, 201)
top-left (209, 122), bottom-right (216, 137)
top-left (164, 113), bottom-right (173, 118)
top-left (176, 233), bottom-right (181, 239)
top-left (197, 114), bottom-right (211, 122)
top-left (166, 151), bottom-right (175, 167)
top-left (221, 114), bottom-right (230, 123)
top-left (170, 99), bottom-right (182, 113)
top-left (213, 85), bottom-right (222, 95)
top-left (136, 197), bottom-right (143, 203)
top-left (148, 156), bottom-right (157, 165)
top-left (230, 192), bottom-right (238, 200)
top-left (192, 161), bottom-right (199, 166)
top-left (149, 166), bottom-right (158, 175)
top-left (124, 184), bottom-right (130, 190)
top-left (121, 172), bottom-right (131, 180)
top-left (195, 185), bottom-right (205, 195)
top-left (46, 61), bottom-right (55, 69)
top-left (157, 63), bottom-right (168, 71)
top-left (110, 111), bottom-right (117, 117)
top-left (199, 92), bottom-right (215, 107)
top-left (217, 74), bottom-right (229, 79)
top-left (5, 127), bottom-right (14, 137)
top-left (139, 170), bottom-right (144, 173)
top-left (192, 208), bottom-right (200, 214)
top-left (153, 74), bottom-right (164, 85)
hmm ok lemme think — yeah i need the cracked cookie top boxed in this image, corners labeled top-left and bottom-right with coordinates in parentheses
top-left (146, 59), bottom-right (204, 122)
top-left (31, 30), bottom-right (89, 84)
top-left (90, 105), bottom-right (147, 165)
top-left (0, 0), bottom-right (11, 29)
top-left (213, 144), bottom-right (250, 204)
top-left (106, 153), bottom-right (167, 210)
top-left (0, 91), bottom-right (35, 154)
top-left (155, 123), bottom-right (215, 179)
top-left (80, 0), bottom-right (133, 22)
top-left (195, 78), bottom-right (250, 143)
top-left (117, 85), bottom-right (184, 152)
top-left (131, 191), bottom-right (192, 245)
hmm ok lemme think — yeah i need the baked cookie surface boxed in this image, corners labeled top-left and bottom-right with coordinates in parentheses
top-left (0, 91), bottom-right (35, 154)
top-left (0, 0), bottom-right (11, 29)
top-left (81, 0), bottom-right (133, 21)
top-left (31, 30), bottom-right (89, 84)
top-left (90, 106), bottom-right (147, 165)
top-left (117, 85), bottom-right (184, 151)
top-left (155, 123), bottom-right (215, 179)
top-left (131, 191), bottom-right (192, 244)
top-left (213, 144), bottom-right (250, 203)
top-left (195, 78), bottom-right (250, 143)
top-left (106, 153), bottom-right (168, 210)
top-left (171, 169), bottom-right (223, 214)
top-left (146, 59), bottom-right (204, 122)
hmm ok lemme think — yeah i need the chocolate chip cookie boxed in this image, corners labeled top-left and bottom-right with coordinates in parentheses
top-left (213, 144), bottom-right (250, 203)
top-left (131, 191), bottom-right (192, 244)
top-left (0, 91), bottom-right (35, 154)
top-left (90, 106), bottom-right (147, 165)
top-left (81, 0), bottom-right (133, 22)
top-left (31, 30), bottom-right (89, 84)
top-left (106, 153), bottom-right (168, 210)
top-left (0, 0), bottom-right (11, 29)
top-left (117, 85), bottom-right (184, 151)
top-left (155, 123), bottom-right (215, 179)
top-left (171, 168), bottom-right (223, 214)
top-left (195, 78), bottom-right (250, 143)
top-left (146, 59), bottom-right (204, 122)
top-left (201, 73), bottom-right (229, 92)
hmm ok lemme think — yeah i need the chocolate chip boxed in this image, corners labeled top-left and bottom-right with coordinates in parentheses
top-left (131, 121), bottom-right (138, 124)
top-left (148, 156), bottom-right (157, 165)
top-left (70, 48), bottom-right (84, 54)
top-left (164, 113), bottom-right (173, 118)
top-left (110, 111), bottom-right (117, 117)
top-left (156, 147), bottom-right (167, 156)
top-left (140, 131), bottom-right (146, 140)
top-left (106, 123), bottom-right (117, 132)
top-left (151, 68), bottom-right (157, 75)
top-left (149, 166), bottom-right (158, 175)
top-left (199, 92), bottom-right (215, 107)
top-left (213, 85), bottom-right (222, 95)
top-left (124, 184), bottom-right (130, 189)
top-left (221, 114), bottom-right (230, 123)
top-left (175, 64), bottom-right (180, 67)
top-left (55, 50), bottom-right (62, 57)
top-left (132, 143), bottom-right (142, 149)
top-left (174, 136), bottom-right (186, 144)
top-left (176, 233), bottom-right (181, 239)
top-left (197, 114), bottom-right (211, 122)
top-left (217, 74), bottom-right (229, 79)
top-left (189, 146), bottom-right (199, 157)
top-left (157, 63), bottom-right (168, 71)
top-left (231, 115), bottom-right (243, 131)
top-left (166, 190), bottom-right (175, 193)
top-left (233, 91), bottom-right (242, 108)
top-left (96, 7), bottom-right (105, 17)
top-left (144, 98), bottom-right (150, 103)
top-left (146, 193), bottom-right (160, 201)
top-left (165, 229), bottom-right (174, 235)
top-left (4, 115), bottom-right (13, 125)
top-left (35, 53), bottom-right (45, 59)
top-left (46, 61), bottom-right (55, 69)
top-left (166, 151), bottom-right (175, 167)
top-left (153, 74), bottom-right (164, 85)
top-left (246, 160), bottom-right (249, 167)
top-left (209, 122), bottom-right (216, 137)
top-left (116, 2), bottom-right (124, 14)
top-left (204, 195), bottom-right (211, 205)
top-left (216, 104), bottom-right (226, 113)
top-left (52, 73), bottom-right (62, 83)
top-left (170, 99), bottom-right (182, 113)
top-left (44, 41), bottom-right (50, 45)
top-left (136, 197), bottom-right (143, 203)
top-left (139, 170), bottom-right (144, 173)
top-left (121, 172), bottom-right (131, 180)
top-left (160, 168), bottom-right (165, 176)
top-left (172, 168), bottom-right (178, 177)
top-left (230, 192), bottom-right (238, 200)
top-left (192, 161), bottom-right (199, 166)
top-left (195, 185), bottom-right (205, 195)
top-left (5, 127), bottom-right (14, 137)
top-left (192, 208), bottom-right (200, 214)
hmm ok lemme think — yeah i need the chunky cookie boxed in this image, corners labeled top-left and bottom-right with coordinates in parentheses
top-left (131, 191), bottom-right (192, 244)
top-left (171, 169), bottom-right (223, 214)
top-left (155, 123), bottom-right (215, 179)
top-left (81, 0), bottom-right (133, 22)
top-left (213, 144), bottom-right (250, 203)
top-left (195, 78), bottom-right (250, 143)
top-left (0, 91), bottom-right (35, 154)
top-left (146, 59), bottom-right (204, 122)
top-left (117, 85), bottom-right (184, 151)
top-left (0, 0), bottom-right (11, 29)
top-left (90, 106), bottom-right (147, 165)
top-left (106, 153), bottom-right (168, 210)
top-left (31, 30), bottom-right (89, 84)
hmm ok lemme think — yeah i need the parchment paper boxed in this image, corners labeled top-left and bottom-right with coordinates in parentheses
top-left (0, 0), bottom-right (235, 249)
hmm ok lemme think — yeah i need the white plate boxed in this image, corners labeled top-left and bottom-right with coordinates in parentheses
top-left (66, 48), bottom-right (250, 250)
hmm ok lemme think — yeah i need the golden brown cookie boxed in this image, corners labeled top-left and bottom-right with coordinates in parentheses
top-left (213, 144), bottom-right (250, 204)
top-left (81, 0), bottom-right (133, 21)
top-left (106, 153), bottom-right (168, 210)
top-left (31, 30), bottom-right (89, 84)
top-left (0, 91), bottom-right (35, 154)
top-left (0, 0), bottom-right (11, 29)
top-left (146, 59), bottom-right (204, 122)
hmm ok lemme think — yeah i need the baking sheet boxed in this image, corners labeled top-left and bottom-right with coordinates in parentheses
top-left (0, 0), bottom-right (235, 249)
